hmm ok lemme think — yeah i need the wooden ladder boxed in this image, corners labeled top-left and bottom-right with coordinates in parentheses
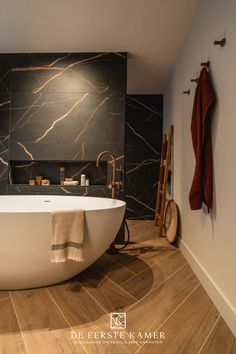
top-left (155, 125), bottom-right (173, 236)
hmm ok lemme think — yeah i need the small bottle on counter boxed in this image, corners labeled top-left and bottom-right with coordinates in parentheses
top-left (85, 178), bottom-right (90, 186)
top-left (80, 174), bottom-right (86, 186)
top-left (60, 167), bottom-right (65, 185)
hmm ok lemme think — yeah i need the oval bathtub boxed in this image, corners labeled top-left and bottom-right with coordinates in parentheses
top-left (0, 195), bottom-right (126, 290)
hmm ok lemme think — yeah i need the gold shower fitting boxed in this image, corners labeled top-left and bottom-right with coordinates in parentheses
top-left (96, 150), bottom-right (122, 199)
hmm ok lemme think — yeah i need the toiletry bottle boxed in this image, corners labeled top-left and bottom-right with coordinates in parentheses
top-left (60, 167), bottom-right (65, 185)
top-left (80, 174), bottom-right (86, 186)
top-left (85, 178), bottom-right (90, 186)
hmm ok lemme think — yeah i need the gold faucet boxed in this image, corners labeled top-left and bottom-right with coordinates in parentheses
top-left (96, 150), bottom-right (122, 199)
top-left (96, 151), bottom-right (123, 254)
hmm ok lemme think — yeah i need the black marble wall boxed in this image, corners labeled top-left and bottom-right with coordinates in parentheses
top-left (125, 95), bottom-right (163, 219)
top-left (0, 52), bottom-right (126, 197)
top-left (0, 54), bottom-right (163, 236)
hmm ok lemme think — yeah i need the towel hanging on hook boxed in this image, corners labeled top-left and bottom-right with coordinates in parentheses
top-left (189, 67), bottom-right (216, 211)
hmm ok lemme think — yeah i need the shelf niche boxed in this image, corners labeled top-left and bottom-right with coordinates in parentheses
top-left (9, 160), bottom-right (107, 186)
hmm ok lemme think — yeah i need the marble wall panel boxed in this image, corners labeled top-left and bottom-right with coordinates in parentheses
top-left (9, 93), bottom-right (125, 161)
top-left (0, 93), bottom-right (10, 191)
top-left (10, 52), bottom-right (126, 95)
top-left (125, 95), bottom-right (163, 219)
top-left (0, 52), bottom-right (126, 188)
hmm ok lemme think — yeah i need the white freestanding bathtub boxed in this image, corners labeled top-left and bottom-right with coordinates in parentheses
top-left (0, 195), bottom-right (126, 290)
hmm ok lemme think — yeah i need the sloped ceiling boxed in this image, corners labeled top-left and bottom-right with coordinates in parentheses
top-left (0, 0), bottom-right (198, 93)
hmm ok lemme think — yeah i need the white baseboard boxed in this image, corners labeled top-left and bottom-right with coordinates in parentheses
top-left (180, 239), bottom-right (236, 337)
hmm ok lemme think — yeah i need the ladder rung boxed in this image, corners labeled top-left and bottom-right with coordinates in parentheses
top-left (155, 125), bottom-right (173, 229)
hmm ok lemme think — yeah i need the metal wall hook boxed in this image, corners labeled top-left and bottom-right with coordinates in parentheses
top-left (183, 89), bottom-right (190, 95)
top-left (214, 38), bottom-right (226, 47)
top-left (201, 60), bottom-right (210, 68)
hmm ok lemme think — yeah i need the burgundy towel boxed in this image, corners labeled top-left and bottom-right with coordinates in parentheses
top-left (189, 67), bottom-right (216, 211)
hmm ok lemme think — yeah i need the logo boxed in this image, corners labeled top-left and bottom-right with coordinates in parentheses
top-left (71, 312), bottom-right (165, 346)
top-left (110, 312), bottom-right (126, 329)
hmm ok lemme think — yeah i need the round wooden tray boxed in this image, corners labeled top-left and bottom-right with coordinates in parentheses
top-left (164, 199), bottom-right (179, 243)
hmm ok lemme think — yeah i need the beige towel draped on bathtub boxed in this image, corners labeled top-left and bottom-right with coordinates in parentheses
top-left (51, 210), bottom-right (85, 262)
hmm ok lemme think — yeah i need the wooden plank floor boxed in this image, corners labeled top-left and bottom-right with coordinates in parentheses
top-left (0, 220), bottom-right (235, 353)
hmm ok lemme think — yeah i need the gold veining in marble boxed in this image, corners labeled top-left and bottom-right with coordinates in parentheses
top-left (33, 52), bottom-right (109, 94)
top-left (125, 195), bottom-right (156, 212)
top-left (16, 142), bottom-right (34, 160)
top-left (126, 122), bottom-right (160, 155)
top-left (126, 159), bottom-right (160, 175)
top-left (0, 100), bottom-right (11, 107)
top-left (71, 162), bottom-right (91, 179)
top-left (74, 96), bottom-right (109, 142)
top-left (35, 93), bottom-right (88, 143)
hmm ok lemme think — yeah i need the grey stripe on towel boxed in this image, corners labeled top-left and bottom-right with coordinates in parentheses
top-left (52, 242), bottom-right (83, 250)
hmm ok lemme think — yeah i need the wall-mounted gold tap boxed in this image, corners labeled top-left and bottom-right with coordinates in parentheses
top-left (96, 150), bottom-right (123, 199)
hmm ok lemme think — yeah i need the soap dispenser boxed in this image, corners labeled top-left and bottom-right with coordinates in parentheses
top-left (80, 174), bottom-right (86, 186)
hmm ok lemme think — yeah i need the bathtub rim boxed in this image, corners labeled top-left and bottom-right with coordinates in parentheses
top-left (0, 195), bottom-right (126, 213)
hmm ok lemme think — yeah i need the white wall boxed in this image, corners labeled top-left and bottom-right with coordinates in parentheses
top-left (164, 0), bottom-right (236, 335)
